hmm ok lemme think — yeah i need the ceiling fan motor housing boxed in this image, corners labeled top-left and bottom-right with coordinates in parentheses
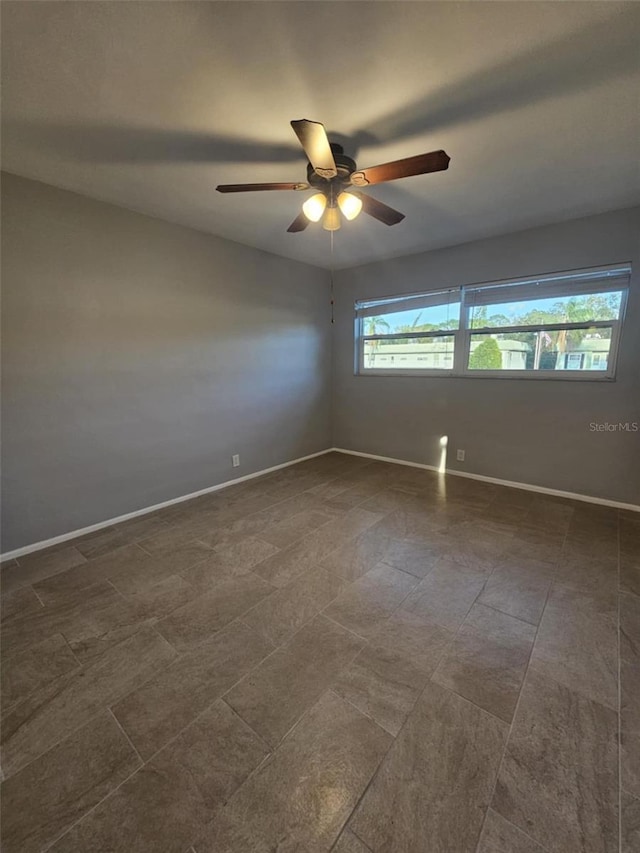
top-left (307, 143), bottom-right (357, 194)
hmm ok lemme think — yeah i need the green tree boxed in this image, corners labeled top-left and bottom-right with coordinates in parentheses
top-left (364, 316), bottom-right (390, 336)
top-left (469, 337), bottom-right (502, 369)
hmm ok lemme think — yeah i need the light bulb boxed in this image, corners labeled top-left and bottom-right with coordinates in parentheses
top-left (337, 192), bottom-right (363, 221)
top-left (302, 193), bottom-right (326, 222)
top-left (322, 206), bottom-right (341, 231)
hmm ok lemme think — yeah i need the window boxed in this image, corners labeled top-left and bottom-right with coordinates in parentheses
top-left (358, 288), bottom-right (460, 374)
top-left (355, 264), bottom-right (630, 380)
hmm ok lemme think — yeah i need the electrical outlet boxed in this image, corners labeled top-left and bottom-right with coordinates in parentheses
top-left (456, 449), bottom-right (465, 462)
top-left (232, 454), bottom-right (240, 468)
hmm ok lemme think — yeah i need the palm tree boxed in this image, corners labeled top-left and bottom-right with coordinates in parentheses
top-left (364, 316), bottom-right (390, 367)
top-left (364, 316), bottom-right (390, 335)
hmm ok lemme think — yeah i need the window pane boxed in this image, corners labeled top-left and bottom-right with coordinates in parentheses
top-left (468, 291), bottom-right (623, 329)
top-left (467, 328), bottom-right (613, 371)
top-left (363, 336), bottom-right (455, 370)
top-left (363, 301), bottom-right (460, 336)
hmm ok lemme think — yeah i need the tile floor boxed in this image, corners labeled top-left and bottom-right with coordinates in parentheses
top-left (1, 451), bottom-right (638, 852)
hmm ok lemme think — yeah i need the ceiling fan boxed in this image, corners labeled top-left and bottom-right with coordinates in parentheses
top-left (216, 119), bottom-right (450, 233)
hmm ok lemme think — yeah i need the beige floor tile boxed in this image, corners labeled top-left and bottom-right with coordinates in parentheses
top-left (434, 521), bottom-right (513, 571)
top-left (211, 535), bottom-right (281, 573)
top-left (554, 547), bottom-right (618, 596)
top-left (195, 691), bottom-right (391, 853)
top-left (334, 609), bottom-right (452, 735)
top-left (50, 701), bottom-right (268, 853)
top-left (621, 591), bottom-right (640, 799)
top-left (0, 711), bottom-right (140, 853)
top-left (1, 586), bottom-right (43, 622)
top-left (530, 584), bottom-right (617, 710)
top-left (349, 681), bottom-right (507, 853)
top-left (372, 507), bottom-right (446, 544)
top-left (1, 580), bottom-right (134, 660)
top-left (242, 566), bottom-right (344, 647)
top-left (621, 555), bottom-right (640, 598)
top-left (401, 558), bottom-right (488, 631)
top-left (73, 526), bottom-right (134, 560)
top-left (381, 537), bottom-right (445, 578)
top-left (477, 809), bottom-right (547, 853)
top-left (324, 563), bottom-right (419, 639)
top-left (138, 524), bottom-right (215, 556)
top-left (254, 508), bottom-right (383, 588)
top-left (333, 830), bottom-right (372, 852)
top-left (432, 602), bottom-right (536, 723)
top-left (320, 527), bottom-right (393, 582)
top-left (259, 507), bottom-right (335, 549)
top-left (112, 620), bottom-right (272, 759)
top-left (622, 790), bottom-right (640, 853)
top-left (112, 572), bottom-right (199, 621)
top-left (2, 546), bottom-right (87, 592)
top-left (109, 541), bottom-right (215, 596)
top-left (156, 572), bottom-right (273, 652)
top-left (1, 626), bottom-right (176, 777)
top-left (493, 668), bottom-right (618, 853)
top-left (478, 559), bottom-right (552, 625)
top-left (1, 633), bottom-right (80, 712)
top-left (32, 544), bottom-right (155, 602)
top-left (225, 616), bottom-right (364, 746)
top-left (506, 529), bottom-right (563, 565)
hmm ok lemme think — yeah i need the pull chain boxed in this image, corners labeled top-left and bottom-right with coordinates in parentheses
top-left (330, 228), bottom-right (335, 324)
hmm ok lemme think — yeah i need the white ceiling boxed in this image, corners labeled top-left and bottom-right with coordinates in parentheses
top-left (2, 1), bottom-right (639, 270)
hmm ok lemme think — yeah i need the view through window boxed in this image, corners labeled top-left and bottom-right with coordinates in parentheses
top-left (356, 265), bottom-right (630, 379)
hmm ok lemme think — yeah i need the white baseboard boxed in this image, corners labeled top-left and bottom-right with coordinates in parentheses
top-left (333, 447), bottom-right (640, 513)
top-left (4, 444), bottom-right (638, 563)
top-left (1, 449), bottom-right (334, 562)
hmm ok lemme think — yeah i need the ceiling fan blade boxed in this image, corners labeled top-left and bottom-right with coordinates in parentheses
top-left (217, 182), bottom-right (308, 193)
top-left (350, 192), bottom-right (405, 226)
top-left (350, 150), bottom-right (450, 186)
top-left (287, 212), bottom-right (310, 233)
top-left (290, 119), bottom-right (337, 179)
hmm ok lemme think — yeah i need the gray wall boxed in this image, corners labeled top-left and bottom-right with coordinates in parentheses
top-left (333, 206), bottom-right (640, 505)
top-left (1, 173), bottom-right (332, 551)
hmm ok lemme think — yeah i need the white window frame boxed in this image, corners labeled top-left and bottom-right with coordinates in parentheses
top-left (355, 263), bottom-right (630, 381)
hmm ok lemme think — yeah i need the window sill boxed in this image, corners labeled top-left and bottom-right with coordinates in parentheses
top-left (356, 370), bottom-right (616, 381)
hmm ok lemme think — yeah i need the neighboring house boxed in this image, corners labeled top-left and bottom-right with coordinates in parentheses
top-left (364, 335), bottom-right (611, 371)
top-left (555, 334), bottom-right (611, 371)
top-left (364, 338), bottom-right (529, 369)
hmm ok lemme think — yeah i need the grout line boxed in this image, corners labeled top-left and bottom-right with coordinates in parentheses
top-left (475, 598), bottom-right (542, 629)
top-left (347, 828), bottom-right (374, 852)
top-left (30, 585), bottom-right (47, 608)
top-left (617, 509), bottom-right (622, 853)
top-left (487, 811), bottom-right (554, 853)
top-left (327, 687), bottom-right (393, 737)
top-left (108, 706), bottom-right (145, 766)
top-left (471, 522), bottom-right (562, 852)
top-left (220, 696), bottom-right (275, 755)
top-left (59, 630), bottom-right (85, 669)
top-left (320, 611), bottom-right (372, 644)
top-left (327, 695), bottom-right (398, 847)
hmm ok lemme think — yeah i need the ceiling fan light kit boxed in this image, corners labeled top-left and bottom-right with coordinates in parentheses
top-left (302, 192), bottom-right (326, 222)
top-left (216, 119), bottom-right (450, 234)
top-left (322, 206), bottom-right (341, 232)
top-left (337, 191), bottom-right (363, 221)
